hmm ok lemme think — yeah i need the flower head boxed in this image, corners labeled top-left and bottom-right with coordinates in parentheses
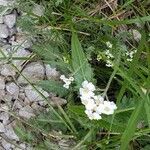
top-left (97, 101), bottom-right (117, 115)
top-left (60, 75), bottom-right (74, 89)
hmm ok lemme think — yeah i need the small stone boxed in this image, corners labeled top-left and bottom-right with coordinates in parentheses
top-left (12, 48), bottom-right (31, 69)
top-left (18, 92), bottom-right (26, 100)
top-left (1, 64), bottom-right (16, 76)
top-left (11, 34), bottom-right (32, 49)
top-left (4, 13), bottom-right (16, 28)
top-left (0, 15), bottom-right (3, 23)
top-left (15, 143), bottom-right (26, 150)
top-left (0, 76), bottom-right (5, 89)
top-left (45, 64), bottom-right (60, 80)
top-left (0, 112), bottom-right (9, 125)
top-left (25, 85), bottom-right (49, 102)
top-left (0, 122), bottom-right (5, 132)
top-left (19, 105), bottom-right (35, 119)
top-left (1, 139), bottom-right (12, 150)
top-left (0, 89), bottom-right (5, 99)
top-left (33, 4), bottom-right (44, 16)
top-left (17, 62), bottom-right (45, 84)
top-left (6, 82), bottom-right (19, 98)
top-left (31, 102), bottom-right (43, 111)
top-left (0, 24), bottom-right (9, 38)
top-left (50, 96), bottom-right (67, 107)
top-left (5, 124), bottom-right (19, 141)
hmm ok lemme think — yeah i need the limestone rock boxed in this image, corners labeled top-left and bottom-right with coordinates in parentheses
top-left (4, 13), bottom-right (16, 28)
top-left (45, 64), bottom-right (60, 80)
top-left (25, 85), bottom-right (49, 102)
top-left (17, 62), bottom-right (45, 84)
top-left (0, 24), bottom-right (9, 38)
top-left (1, 64), bottom-right (16, 76)
top-left (18, 105), bottom-right (35, 119)
top-left (4, 124), bottom-right (19, 141)
top-left (6, 82), bottom-right (19, 98)
top-left (0, 122), bottom-right (5, 132)
top-left (0, 76), bottom-right (5, 89)
top-left (0, 112), bottom-right (9, 125)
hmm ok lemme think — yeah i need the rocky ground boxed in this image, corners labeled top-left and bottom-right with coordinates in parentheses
top-left (0, 1), bottom-right (67, 149)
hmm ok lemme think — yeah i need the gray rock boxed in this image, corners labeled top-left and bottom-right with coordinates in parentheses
top-left (0, 122), bottom-right (5, 132)
top-left (24, 85), bottom-right (49, 102)
top-left (0, 76), bottom-right (5, 89)
top-left (4, 124), bottom-right (19, 141)
top-left (0, 112), bottom-right (9, 125)
top-left (17, 62), bottom-right (45, 84)
top-left (4, 13), bottom-right (16, 28)
top-left (1, 64), bottom-right (16, 76)
top-left (0, 24), bottom-right (9, 38)
top-left (18, 105), bottom-right (35, 119)
top-left (12, 48), bottom-right (31, 69)
top-left (0, 15), bottom-right (3, 23)
top-left (6, 82), bottom-right (19, 98)
top-left (0, 89), bottom-right (5, 99)
top-left (45, 64), bottom-right (60, 80)
top-left (11, 34), bottom-right (33, 49)
top-left (1, 139), bottom-right (13, 150)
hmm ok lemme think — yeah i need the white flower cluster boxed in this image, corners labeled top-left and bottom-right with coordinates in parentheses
top-left (79, 81), bottom-right (117, 120)
top-left (126, 50), bottom-right (137, 62)
top-left (60, 75), bottom-right (74, 89)
top-left (105, 41), bottom-right (114, 67)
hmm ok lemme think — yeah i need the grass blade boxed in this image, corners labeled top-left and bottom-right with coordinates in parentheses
top-left (120, 100), bottom-right (144, 150)
top-left (71, 32), bottom-right (93, 86)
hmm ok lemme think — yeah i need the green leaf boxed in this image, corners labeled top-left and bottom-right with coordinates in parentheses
top-left (37, 80), bottom-right (68, 97)
top-left (120, 100), bottom-right (144, 150)
top-left (144, 95), bottom-right (150, 127)
top-left (71, 32), bottom-right (93, 87)
top-left (32, 43), bottom-right (61, 61)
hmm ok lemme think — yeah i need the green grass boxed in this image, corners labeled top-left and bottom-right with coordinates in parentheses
top-left (0, 0), bottom-right (150, 149)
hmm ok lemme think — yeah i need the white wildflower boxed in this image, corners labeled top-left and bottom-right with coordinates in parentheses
top-left (106, 41), bottom-right (113, 48)
top-left (60, 75), bottom-right (74, 89)
top-left (93, 95), bottom-right (104, 105)
top-left (85, 110), bottom-right (102, 120)
top-left (82, 80), bottom-right (95, 91)
top-left (105, 50), bottom-right (114, 59)
top-left (79, 81), bottom-right (117, 120)
top-left (79, 80), bottom-right (95, 99)
top-left (126, 49), bottom-right (137, 62)
top-left (106, 60), bottom-right (113, 67)
top-left (98, 101), bottom-right (117, 115)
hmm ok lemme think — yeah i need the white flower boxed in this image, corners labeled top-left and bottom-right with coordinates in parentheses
top-left (93, 95), bottom-right (104, 105)
top-left (106, 60), bottom-right (113, 67)
top-left (63, 84), bottom-right (69, 89)
top-left (60, 75), bottom-right (74, 89)
top-left (82, 80), bottom-right (95, 91)
top-left (79, 88), bottom-right (95, 99)
top-left (85, 110), bottom-right (94, 120)
top-left (84, 99), bottom-right (96, 111)
top-left (60, 75), bottom-right (65, 80)
top-left (85, 110), bottom-right (102, 120)
top-left (92, 112), bottom-right (102, 120)
top-left (106, 41), bottom-right (113, 48)
top-left (105, 50), bottom-right (114, 58)
top-left (79, 80), bottom-right (96, 99)
top-left (98, 101), bottom-right (117, 115)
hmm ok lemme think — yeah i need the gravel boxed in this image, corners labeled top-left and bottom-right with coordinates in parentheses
top-left (0, 1), bottom-right (67, 149)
